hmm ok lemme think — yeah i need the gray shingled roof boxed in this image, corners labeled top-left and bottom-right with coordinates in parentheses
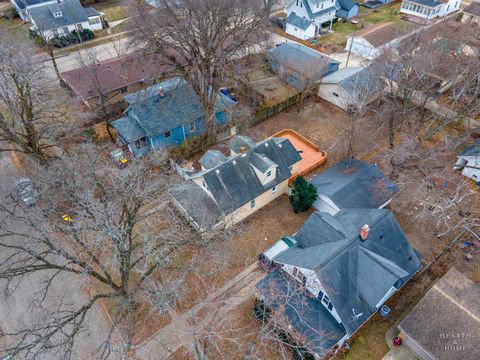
top-left (310, 159), bottom-right (398, 210)
top-left (256, 270), bottom-right (347, 358)
top-left (202, 136), bottom-right (301, 214)
top-left (12, 0), bottom-right (53, 10)
top-left (321, 66), bottom-right (372, 95)
top-left (300, 0), bottom-right (336, 19)
top-left (459, 139), bottom-right (480, 157)
top-left (268, 42), bottom-right (340, 80)
top-left (113, 78), bottom-right (235, 140)
top-left (271, 208), bottom-right (421, 335)
top-left (170, 182), bottom-right (223, 231)
top-left (199, 150), bottom-right (227, 170)
top-left (111, 115), bottom-right (146, 143)
top-left (286, 12), bottom-right (312, 30)
top-left (337, 0), bottom-right (357, 11)
top-left (28, 0), bottom-right (90, 31)
top-left (398, 268), bottom-right (479, 360)
top-left (250, 152), bottom-right (277, 173)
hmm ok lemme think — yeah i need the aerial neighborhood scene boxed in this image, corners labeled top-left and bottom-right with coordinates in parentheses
top-left (0, 0), bottom-right (479, 359)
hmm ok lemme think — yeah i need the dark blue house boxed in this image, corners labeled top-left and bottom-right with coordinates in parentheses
top-left (268, 43), bottom-right (340, 90)
top-left (336, 0), bottom-right (359, 19)
top-left (111, 78), bottom-right (236, 156)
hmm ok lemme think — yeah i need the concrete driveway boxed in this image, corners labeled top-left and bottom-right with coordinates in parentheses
top-left (329, 49), bottom-right (368, 69)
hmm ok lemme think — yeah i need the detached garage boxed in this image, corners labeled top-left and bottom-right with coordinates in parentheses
top-left (318, 66), bottom-right (381, 112)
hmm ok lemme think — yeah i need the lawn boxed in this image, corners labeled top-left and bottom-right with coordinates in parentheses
top-left (321, 3), bottom-right (419, 47)
top-left (280, 2), bottom-right (420, 49)
top-left (95, 0), bottom-right (130, 22)
top-left (0, 16), bottom-right (31, 42)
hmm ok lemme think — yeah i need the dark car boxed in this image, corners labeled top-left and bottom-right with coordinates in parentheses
top-left (16, 178), bottom-right (38, 206)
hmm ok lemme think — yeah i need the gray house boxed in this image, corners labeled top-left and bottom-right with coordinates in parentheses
top-left (310, 159), bottom-right (398, 215)
top-left (268, 43), bottom-right (340, 90)
top-left (257, 208), bottom-right (421, 359)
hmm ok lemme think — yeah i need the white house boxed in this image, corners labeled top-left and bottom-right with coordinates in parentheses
top-left (345, 22), bottom-right (406, 60)
top-left (318, 66), bottom-right (382, 112)
top-left (285, 0), bottom-right (338, 40)
top-left (28, 0), bottom-right (103, 40)
top-left (400, 0), bottom-right (460, 20)
top-left (10, 0), bottom-right (57, 21)
top-left (453, 140), bottom-right (480, 184)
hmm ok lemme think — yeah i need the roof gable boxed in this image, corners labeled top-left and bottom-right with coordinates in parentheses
top-left (464, 2), bottom-right (480, 17)
top-left (353, 22), bottom-right (406, 48)
top-left (28, 0), bottom-right (89, 30)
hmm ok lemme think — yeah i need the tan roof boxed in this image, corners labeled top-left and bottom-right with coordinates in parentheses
top-left (354, 22), bottom-right (406, 48)
top-left (464, 2), bottom-right (480, 17)
top-left (398, 268), bottom-right (480, 360)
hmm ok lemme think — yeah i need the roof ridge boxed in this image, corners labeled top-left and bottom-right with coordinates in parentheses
top-left (315, 209), bottom-right (391, 268)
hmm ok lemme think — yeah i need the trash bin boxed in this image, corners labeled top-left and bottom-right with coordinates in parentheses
top-left (380, 305), bottom-right (390, 317)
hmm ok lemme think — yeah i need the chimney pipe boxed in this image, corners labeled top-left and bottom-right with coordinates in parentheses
top-left (159, 87), bottom-right (165, 98)
top-left (239, 146), bottom-right (246, 154)
top-left (360, 225), bottom-right (369, 241)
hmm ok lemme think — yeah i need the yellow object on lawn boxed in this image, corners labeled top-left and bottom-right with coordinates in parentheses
top-left (120, 158), bottom-right (128, 164)
top-left (62, 214), bottom-right (72, 222)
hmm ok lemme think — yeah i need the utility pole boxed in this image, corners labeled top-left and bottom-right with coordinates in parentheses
top-left (345, 27), bottom-right (358, 68)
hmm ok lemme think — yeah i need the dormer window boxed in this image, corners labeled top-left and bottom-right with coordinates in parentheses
top-left (49, 6), bottom-right (63, 18)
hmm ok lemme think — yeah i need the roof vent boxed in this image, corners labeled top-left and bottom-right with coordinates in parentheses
top-left (239, 146), bottom-right (246, 154)
top-left (215, 169), bottom-right (220, 174)
top-left (232, 160), bottom-right (236, 165)
top-left (159, 87), bottom-right (165, 98)
top-left (265, 143), bottom-right (269, 147)
top-left (360, 225), bottom-right (370, 241)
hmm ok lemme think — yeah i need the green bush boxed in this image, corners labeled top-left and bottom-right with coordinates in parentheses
top-left (289, 176), bottom-right (317, 213)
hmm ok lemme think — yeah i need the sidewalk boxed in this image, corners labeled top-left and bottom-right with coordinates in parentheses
top-left (134, 263), bottom-right (265, 359)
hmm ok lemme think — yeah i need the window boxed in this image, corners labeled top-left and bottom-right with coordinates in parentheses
top-left (119, 86), bottom-right (128, 93)
top-left (333, 92), bottom-right (339, 98)
top-left (288, 165), bottom-right (293, 172)
top-left (322, 294), bottom-right (331, 308)
top-left (135, 138), bottom-right (147, 148)
top-left (292, 267), bottom-right (300, 278)
top-left (76, 23), bottom-right (83, 31)
top-left (88, 17), bottom-right (101, 26)
top-left (296, 0), bottom-right (298, 5)
top-left (300, 2), bottom-right (302, 7)
top-left (250, 199), bottom-right (256, 209)
top-left (52, 29), bottom-right (58, 36)
top-left (189, 121), bottom-right (196, 132)
top-left (266, 170), bottom-right (272, 178)
top-left (272, 186), bottom-right (277, 195)
top-left (63, 27), bottom-right (69, 34)
top-left (164, 131), bottom-right (171, 138)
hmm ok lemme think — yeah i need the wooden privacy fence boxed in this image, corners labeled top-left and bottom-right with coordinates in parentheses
top-left (252, 93), bottom-right (302, 125)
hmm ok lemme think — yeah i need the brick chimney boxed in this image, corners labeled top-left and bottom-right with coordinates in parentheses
top-left (159, 87), bottom-right (165, 98)
top-left (239, 146), bottom-right (246, 154)
top-left (360, 225), bottom-right (370, 241)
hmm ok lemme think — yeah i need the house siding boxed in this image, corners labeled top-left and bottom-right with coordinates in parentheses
top-left (224, 178), bottom-right (290, 226)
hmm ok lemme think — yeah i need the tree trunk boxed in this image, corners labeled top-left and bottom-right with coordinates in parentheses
top-left (46, 45), bottom-right (65, 87)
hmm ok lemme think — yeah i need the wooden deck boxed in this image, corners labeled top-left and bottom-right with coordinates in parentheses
top-left (272, 129), bottom-right (328, 182)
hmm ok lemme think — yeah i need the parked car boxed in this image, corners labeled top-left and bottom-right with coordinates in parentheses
top-left (16, 178), bottom-right (38, 206)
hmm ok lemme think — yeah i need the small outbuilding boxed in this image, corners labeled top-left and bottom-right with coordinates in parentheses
top-left (345, 22), bottom-right (406, 60)
top-left (318, 66), bottom-right (381, 112)
top-left (336, 0), bottom-right (359, 19)
top-left (268, 42), bottom-right (340, 90)
top-left (453, 140), bottom-right (480, 184)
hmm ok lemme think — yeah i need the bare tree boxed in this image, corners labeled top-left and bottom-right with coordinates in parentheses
top-left (131, 0), bottom-right (274, 135)
top-left (0, 144), bottom-right (197, 359)
top-left (0, 36), bottom-right (68, 162)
